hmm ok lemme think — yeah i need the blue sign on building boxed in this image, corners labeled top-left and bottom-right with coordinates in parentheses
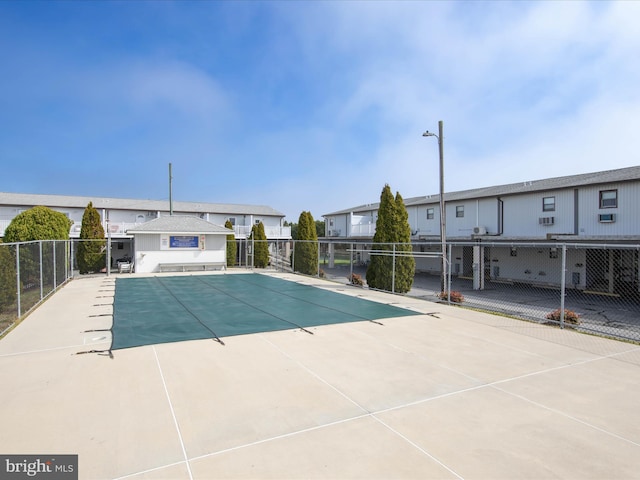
top-left (169, 235), bottom-right (199, 248)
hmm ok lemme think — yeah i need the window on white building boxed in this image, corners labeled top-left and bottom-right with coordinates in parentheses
top-left (543, 196), bottom-right (555, 212)
top-left (456, 206), bottom-right (464, 218)
top-left (600, 190), bottom-right (617, 208)
top-left (427, 208), bottom-right (434, 220)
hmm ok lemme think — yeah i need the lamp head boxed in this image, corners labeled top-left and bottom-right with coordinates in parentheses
top-left (422, 131), bottom-right (435, 137)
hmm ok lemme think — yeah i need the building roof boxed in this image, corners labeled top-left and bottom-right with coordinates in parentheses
top-left (126, 216), bottom-right (233, 235)
top-left (0, 192), bottom-right (284, 217)
top-left (324, 165), bottom-right (640, 216)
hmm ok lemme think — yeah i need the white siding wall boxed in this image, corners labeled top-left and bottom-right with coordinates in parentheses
top-left (414, 203), bottom-right (440, 236)
top-left (489, 246), bottom-right (586, 288)
top-left (502, 190), bottom-right (575, 238)
top-left (578, 183), bottom-right (640, 236)
top-left (446, 201), bottom-right (479, 237)
top-left (326, 215), bottom-right (348, 237)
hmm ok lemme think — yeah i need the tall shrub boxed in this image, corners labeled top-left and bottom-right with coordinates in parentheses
top-left (76, 202), bottom-right (106, 274)
top-left (366, 185), bottom-right (414, 293)
top-left (3, 206), bottom-right (71, 285)
top-left (225, 220), bottom-right (236, 267)
top-left (0, 243), bottom-right (17, 312)
top-left (393, 192), bottom-right (415, 293)
top-left (294, 211), bottom-right (318, 275)
top-left (3, 206), bottom-right (71, 243)
top-left (366, 185), bottom-right (396, 291)
top-left (250, 222), bottom-right (269, 268)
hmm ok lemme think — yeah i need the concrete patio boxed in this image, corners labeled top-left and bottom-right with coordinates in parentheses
top-left (1, 271), bottom-right (639, 479)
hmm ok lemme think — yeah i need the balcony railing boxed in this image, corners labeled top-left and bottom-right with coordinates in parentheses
top-left (234, 225), bottom-right (291, 239)
top-left (69, 222), bottom-right (144, 238)
top-left (349, 223), bottom-right (376, 237)
top-left (2, 219), bottom-right (291, 240)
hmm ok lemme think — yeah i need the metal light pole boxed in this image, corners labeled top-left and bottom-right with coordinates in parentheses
top-left (423, 120), bottom-right (447, 293)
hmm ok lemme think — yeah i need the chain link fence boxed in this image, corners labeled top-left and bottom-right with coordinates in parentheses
top-left (238, 239), bottom-right (640, 344)
top-left (0, 240), bottom-right (73, 337)
top-left (3, 237), bottom-right (638, 344)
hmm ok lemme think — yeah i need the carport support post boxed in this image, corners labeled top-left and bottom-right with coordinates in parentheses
top-left (328, 243), bottom-right (335, 268)
top-left (560, 244), bottom-right (567, 329)
top-left (472, 244), bottom-right (484, 290)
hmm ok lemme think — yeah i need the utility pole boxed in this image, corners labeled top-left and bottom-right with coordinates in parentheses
top-left (423, 120), bottom-right (447, 293)
top-left (169, 163), bottom-right (173, 216)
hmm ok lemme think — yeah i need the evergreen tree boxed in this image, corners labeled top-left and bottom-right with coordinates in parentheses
top-left (366, 185), bottom-right (414, 292)
top-left (0, 243), bottom-right (17, 312)
top-left (77, 202), bottom-right (106, 274)
top-left (250, 222), bottom-right (269, 268)
top-left (293, 211), bottom-right (318, 275)
top-left (393, 192), bottom-right (415, 293)
top-left (3, 206), bottom-right (71, 243)
top-left (225, 220), bottom-right (236, 267)
top-left (3, 206), bottom-right (72, 285)
top-left (366, 185), bottom-right (396, 291)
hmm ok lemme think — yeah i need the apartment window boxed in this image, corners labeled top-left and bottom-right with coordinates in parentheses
top-left (227, 217), bottom-right (236, 226)
top-left (254, 219), bottom-right (261, 225)
top-left (542, 196), bottom-right (555, 212)
top-left (600, 190), bottom-right (617, 208)
top-left (426, 208), bottom-right (434, 220)
top-left (456, 206), bottom-right (464, 218)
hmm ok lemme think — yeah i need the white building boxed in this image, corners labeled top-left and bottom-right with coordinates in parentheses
top-left (126, 216), bottom-right (233, 274)
top-left (323, 166), bottom-right (640, 296)
top-left (0, 192), bottom-right (290, 271)
top-left (0, 193), bottom-right (290, 240)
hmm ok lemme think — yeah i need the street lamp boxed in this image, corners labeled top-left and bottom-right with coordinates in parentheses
top-left (422, 120), bottom-right (447, 294)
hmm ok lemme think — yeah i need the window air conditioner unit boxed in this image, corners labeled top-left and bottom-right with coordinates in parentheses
top-left (473, 226), bottom-right (487, 235)
top-left (598, 213), bottom-right (616, 223)
top-left (539, 217), bottom-right (555, 226)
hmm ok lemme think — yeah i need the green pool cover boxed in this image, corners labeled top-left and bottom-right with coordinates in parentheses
top-left (111, 274), bottom-right (420, 350)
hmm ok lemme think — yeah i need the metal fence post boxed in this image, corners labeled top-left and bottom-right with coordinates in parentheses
top-left (392, 243), bottom-right (396, 294)
top-left (38, 240), bottom-right (44, 301)
top-left (448, 243), bottom-right (453, 299)
top-left (53, 240), bottom-right (57, 291)
top-left (16, 244), bottom-right (21, 318)
top-left (560, 243), bottom-right (567, 329)
top-left (291, 240), bottom-right (295, 273)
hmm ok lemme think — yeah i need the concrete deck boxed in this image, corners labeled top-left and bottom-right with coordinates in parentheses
top-left (1, 271), bottom-right (639, 479)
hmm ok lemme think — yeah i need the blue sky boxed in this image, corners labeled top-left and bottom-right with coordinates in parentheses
top-left (1, 1), bottom-right (639, 222)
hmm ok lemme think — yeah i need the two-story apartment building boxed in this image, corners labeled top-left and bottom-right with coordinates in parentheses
top-left (0, 192), bottom-right (291, 264)
top-left (323, 166), bottom-right (640, 296)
